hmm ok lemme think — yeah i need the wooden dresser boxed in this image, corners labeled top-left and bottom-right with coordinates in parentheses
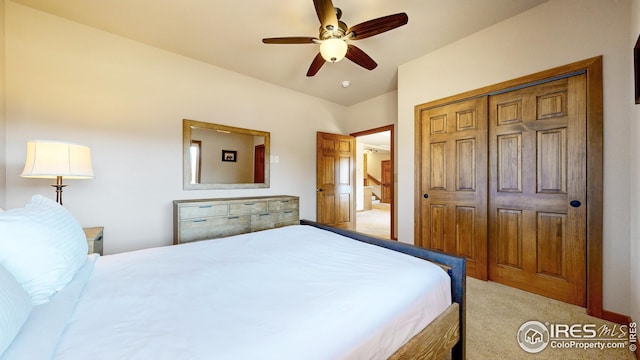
top-left (173, 195), bottom-right (299, 244)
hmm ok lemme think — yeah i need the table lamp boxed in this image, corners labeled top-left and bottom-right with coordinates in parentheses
top-left (21, 140), bottom-right (94, 205)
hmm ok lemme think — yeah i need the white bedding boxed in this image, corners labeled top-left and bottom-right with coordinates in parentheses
top-left (4, 225), bottom-right (451, 360)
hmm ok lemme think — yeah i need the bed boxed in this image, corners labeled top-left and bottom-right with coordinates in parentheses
top-left (0, 195), bottom-right (465, 360)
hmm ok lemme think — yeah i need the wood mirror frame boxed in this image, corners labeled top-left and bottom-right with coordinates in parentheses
top-left (635, 34), bottom-right (640, 104)
top-left (183, 119), bottom-right (270, 189)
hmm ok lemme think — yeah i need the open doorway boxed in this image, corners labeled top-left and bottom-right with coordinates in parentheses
top-left (351, 125), bottom-right (394, 240)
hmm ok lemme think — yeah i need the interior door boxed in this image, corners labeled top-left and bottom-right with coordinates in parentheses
top-left (381, 160), bottom-right (391, 203)
top-left (417, 97), bottom-right (488, 280)
top-left (253, 144), bottom-right (265, 183)
top-left (316, 132), bottom-right (356, 230)
top-left (488, 75), bottom-right (587, 306)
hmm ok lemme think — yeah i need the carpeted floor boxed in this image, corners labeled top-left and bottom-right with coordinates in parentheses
top-left (356, 207), bottom-right (636, 359)
top-left (466, 277), bottom-right (636, 359)
top-left (356, 203), bottom-right (391, 239)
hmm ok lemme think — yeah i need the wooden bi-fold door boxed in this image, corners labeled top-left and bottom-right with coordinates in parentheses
top-left (488, 75), bottom-right (587, 306)
top-left (417, 74), bottom-right (588, 306)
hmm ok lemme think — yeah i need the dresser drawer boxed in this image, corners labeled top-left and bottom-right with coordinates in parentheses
top-left (251, 210), bottom-right (299, 232)
top-left (179, 216), bottom-right (250, 242)
top-left (180, 203), bottom-right (228, 219)
top-left (229, 201), bottom-right (268, 216)
top-left (268, 198), bottom-right (299, 212)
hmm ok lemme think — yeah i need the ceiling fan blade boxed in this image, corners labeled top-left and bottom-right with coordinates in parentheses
top-left (262, 37), bottom-right (317, 44)
top-left (313, 0), bottom-right (338, 32)
top-left (347, 13), bottom-right (408, 40)
top-left (345, 45), bottom-right (377, 71)
top-left (306, 53), bottom-right (326, 77)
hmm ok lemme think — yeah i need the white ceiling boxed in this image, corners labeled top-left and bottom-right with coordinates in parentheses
top-left (13, 0), bottom-right (546, 106)
top-left (358, 131), bottom-right (391, 153)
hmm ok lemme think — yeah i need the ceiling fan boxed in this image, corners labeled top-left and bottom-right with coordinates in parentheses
top-left (262, 0), bottom-right (408, 77)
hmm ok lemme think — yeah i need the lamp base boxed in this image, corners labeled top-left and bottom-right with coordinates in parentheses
top-left (51, 176), bottom-right (67, 205)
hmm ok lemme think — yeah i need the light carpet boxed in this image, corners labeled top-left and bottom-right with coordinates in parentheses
top-left (356, 203), bottom-right (391, 239)
top-left (465, 277), bottom-right (636, 359)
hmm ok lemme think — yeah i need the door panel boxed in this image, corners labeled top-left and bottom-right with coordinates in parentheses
top-left (430, 204), bottom-right (446, 252)
top-left (456, 139), bottom-right (476, 191)
top-left (496, 133), bottom-right (522, 192)
top-left (536, 212), bottom-right (565, 277)
top-left (318, 193), bottom-right (335, 224)
top-left (418, 97), bottom-right (488, 279)
top-left (537, 128), bottom-right (567, 193)
top-left (430, 142), bottom-right (447, 189)
top-left (381, 160), bottom-right (391, 203)
top-left (496, 209), bottom-right (522, 268)
top-left (316, 132), bottom-right (355, 229)
top-left (488, 75), bottom-right (587, 306)
top-left (455, 206), bottom-right (476, 258)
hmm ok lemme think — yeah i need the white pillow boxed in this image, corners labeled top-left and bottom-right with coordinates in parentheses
top-left (0, 265), bottom-right (32, 356)
top-left (0, 195), bottom-right (88, 305)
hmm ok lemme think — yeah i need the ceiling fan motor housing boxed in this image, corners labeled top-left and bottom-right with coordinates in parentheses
top-left (319, 20), bottom-right (348, 40)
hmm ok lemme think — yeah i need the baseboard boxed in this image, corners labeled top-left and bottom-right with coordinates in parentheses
top-left (602, 309), bottom-right (631, 325)
top-left (602, 311), bottom-right (638, 359)
top-left (634, 316), bottom-right (639, 360)
top-left (635, 327), bottom-right (639, 360)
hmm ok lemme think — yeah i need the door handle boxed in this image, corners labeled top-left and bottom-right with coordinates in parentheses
top-left (317, 188), bottom-right (324, 192)
top-left (423, 193), bottom-right (429, 199)
top-left (570, 200), bottom-right (581, 208)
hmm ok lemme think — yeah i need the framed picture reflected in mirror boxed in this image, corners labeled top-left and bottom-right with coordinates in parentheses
top-left (222, 150), bottom-right (237, 162)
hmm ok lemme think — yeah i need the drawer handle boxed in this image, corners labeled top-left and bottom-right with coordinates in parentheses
top-left (280, 200), bottom-right (289, 203)
top-left (228, 216), bottom-right (240, 220)
top-left (284, 211), bottom-right (293, 214)
top-left (198, 205), bottom-right (213, 208)
top-left (260, 214), bottom-right (269, 217)
top-left (192, 219), bottom-right (207, 223)
top-left (244, 203), bottom-right (255, 206)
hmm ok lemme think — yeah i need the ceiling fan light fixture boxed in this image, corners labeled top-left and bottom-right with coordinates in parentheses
top-left (320, 38), bottom-right (347, 63)
top-left (262, 2), bottom-right (408, 76)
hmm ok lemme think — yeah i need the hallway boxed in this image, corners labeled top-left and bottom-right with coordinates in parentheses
top-left (356, 203), bottom-right (390, 239)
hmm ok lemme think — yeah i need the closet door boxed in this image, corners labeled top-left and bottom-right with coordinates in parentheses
top-left (417, 97), bottom-right (488, 280)
top-left (488, 75), bottom-right (587, 306)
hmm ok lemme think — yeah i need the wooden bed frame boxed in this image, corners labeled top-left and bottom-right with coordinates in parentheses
top-left (301, 220), bottom-right (466, 360)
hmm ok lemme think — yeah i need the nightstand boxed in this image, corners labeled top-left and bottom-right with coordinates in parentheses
top-left (83, 227), bottom-right (104, 255)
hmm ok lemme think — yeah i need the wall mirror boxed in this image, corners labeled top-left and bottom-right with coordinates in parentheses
top-left (183, 119), bottom-right (270, 189)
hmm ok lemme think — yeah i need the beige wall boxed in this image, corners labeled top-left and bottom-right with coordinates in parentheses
top-left (345, 91), bottom-right (398, 131)
top-left (397, 0), bottom-right (632, 315)
top-left (366, 151), bottom-right (390, 181)
top-left (4, 2), bottom-right (346, 253)
top-left (630, 0), bottom-right (640, 328)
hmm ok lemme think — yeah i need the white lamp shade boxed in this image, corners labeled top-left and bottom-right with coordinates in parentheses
top-left (21, 140), bottom-right (94, 179)
top-left (320, 38), bottom-right (348, 63)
